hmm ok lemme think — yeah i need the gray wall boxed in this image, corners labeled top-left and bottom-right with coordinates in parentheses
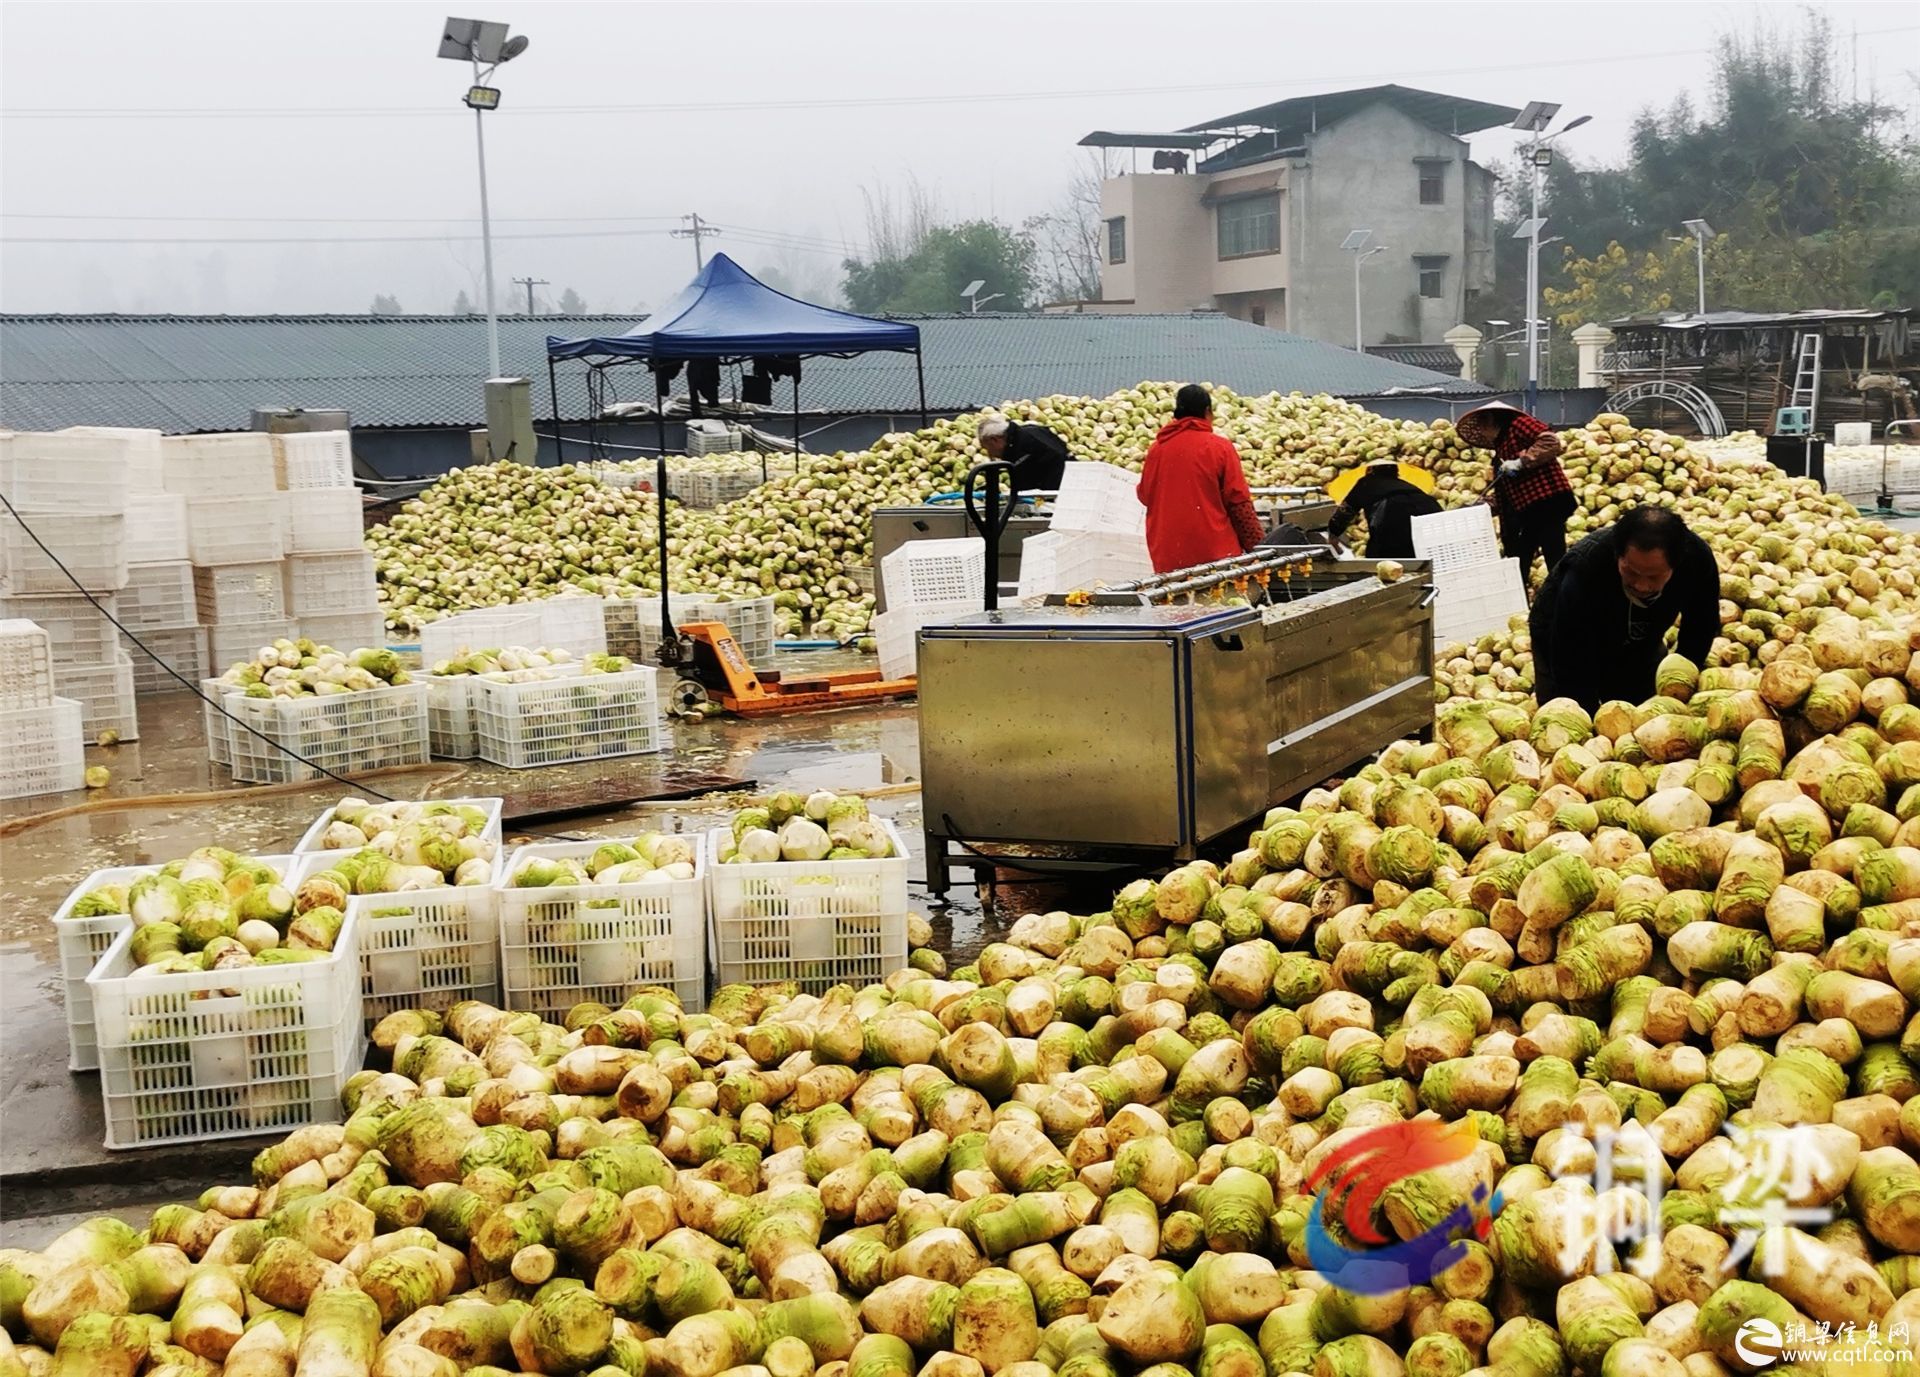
top-left (1286, 103), bottom-right (1496, 348)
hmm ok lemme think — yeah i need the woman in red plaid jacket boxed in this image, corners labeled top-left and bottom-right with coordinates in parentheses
top-left (1457, 402), bottom-right (1577, 581)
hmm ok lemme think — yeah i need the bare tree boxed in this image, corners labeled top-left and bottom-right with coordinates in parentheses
top-left (860, 173), bottom-right (942, 264)
top-left (1027, 152), bottom-right (1106, 304)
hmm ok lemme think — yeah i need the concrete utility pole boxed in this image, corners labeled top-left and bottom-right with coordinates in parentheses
top-left (512, 276), bottom-right (549, 314)
top-left (673, 213), bottom-right (720, 269)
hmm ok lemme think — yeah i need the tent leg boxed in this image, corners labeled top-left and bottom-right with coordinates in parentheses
top-left (655, 373), bottom-right (679, 666)
top-left (793, 376), bottom-right (802, 469)
top-left (547, 357), bottom-right (563, 467)
top-left (915, 348), bottom-right (928, 428)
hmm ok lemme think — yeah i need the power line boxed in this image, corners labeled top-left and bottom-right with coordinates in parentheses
top-left (0, 212), bottom-right (684, 224)
top-left (6, 31), bottom-right (1913, 122)
top-left (511, 275), bottom-right (549, 313)
top-left (0, 223), bottom-right (855, 256)
top-left (670, 213), bottom-right (720, 270)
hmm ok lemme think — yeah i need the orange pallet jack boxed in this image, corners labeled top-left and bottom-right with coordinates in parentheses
top-left (669, 621), bottom-right (918, 718)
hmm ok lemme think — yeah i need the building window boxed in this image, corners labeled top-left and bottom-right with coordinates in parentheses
top-left (1217, 192), bottom-right (1280, 259)
top-left (1418, 162), bottom-right (1445, 205)
top-left (1416, 256), bottom-right (1447, 299)
top-left (1249, 305), bottom-right (1266, 327)
top-left (1106, 217), bottom-right (1126, 265)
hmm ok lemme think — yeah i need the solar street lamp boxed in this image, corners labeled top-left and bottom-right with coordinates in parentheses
top-left (438, 17), bottom-right (530, 381)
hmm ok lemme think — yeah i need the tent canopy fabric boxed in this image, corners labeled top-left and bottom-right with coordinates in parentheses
top-left (546, 254), bottom-right (920, 362)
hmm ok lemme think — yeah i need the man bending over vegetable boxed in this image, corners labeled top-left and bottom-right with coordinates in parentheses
top-left (1529, 505), bottom-right (1718, 711)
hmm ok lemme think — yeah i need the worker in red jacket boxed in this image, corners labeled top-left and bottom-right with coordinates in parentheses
top-left (1137, 384), bottom-right (1264, 574)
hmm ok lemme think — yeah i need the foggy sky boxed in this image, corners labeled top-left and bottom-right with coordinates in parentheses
top-left (1, 0), bottom-right (1911, 318)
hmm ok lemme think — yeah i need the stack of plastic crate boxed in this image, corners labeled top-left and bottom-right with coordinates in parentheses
top-left (1411, 507), bottom-right (1528, 645)
top-left (1018, 464), bottom-right (1154, 598)
top-left (1, 431), bottom-right (139, 741)
top-left (617, 592), bottom-right (778, 670)
top-left (417, 607), bottom-right (545, 757)
top-left (0, 618), bottom-right (86, 799)
top-left (167, 432), bottom-right (293, 675)
top-left (273, 432), bottom-right (383, 651)
top-left (873, 539), bottom-right (985, 680)
top-left (471, 666), bottom-right (661, 768)
top-left (115, 448), bottom-right (204, 695)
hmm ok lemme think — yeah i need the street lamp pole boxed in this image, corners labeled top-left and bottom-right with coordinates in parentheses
top-left (1682, 219), bottom-right (1715, 317)
top-left (438, 18), bottom-right (529, 385)
top-left (471, 79), bottom-right (501, 378)
top-left (1510, 104), bottom-right (1589, 411)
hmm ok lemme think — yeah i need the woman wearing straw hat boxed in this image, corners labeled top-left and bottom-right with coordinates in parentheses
top-left (1457, 402), bottom-right (1576, 582)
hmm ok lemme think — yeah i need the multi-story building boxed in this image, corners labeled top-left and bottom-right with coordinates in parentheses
top-left (1074, 85), bottom-right (1516, 347)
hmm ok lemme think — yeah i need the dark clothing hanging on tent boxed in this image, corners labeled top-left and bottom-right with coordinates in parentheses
top-left (740, 371), bottom-right (773, 405)
top-left (688, 359), bottom-right (721, 407)
top-left (1002, 421), bottom-right (1073, 493)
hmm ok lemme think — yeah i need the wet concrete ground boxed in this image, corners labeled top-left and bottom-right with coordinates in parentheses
top-left (0, 677), bottom-right (1108, 1237)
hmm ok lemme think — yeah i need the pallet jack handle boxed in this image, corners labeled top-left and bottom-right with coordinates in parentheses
top-left (962, 460), bottom-right (1019, 611)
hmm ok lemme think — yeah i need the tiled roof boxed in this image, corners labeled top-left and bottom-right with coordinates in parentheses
top-left (0, 310), bottom-right (1482, 434)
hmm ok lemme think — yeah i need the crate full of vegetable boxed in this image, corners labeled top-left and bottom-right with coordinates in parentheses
top-left (708, 790), bottom-right (909, 994)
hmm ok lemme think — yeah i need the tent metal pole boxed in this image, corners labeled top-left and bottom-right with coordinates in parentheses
top-left (655, 370), bottom-right (678, 664)
top-left (547, 356), bottom-right (563, 466)
top-left (793, 375), bottom-right (802, 471)
top-left (915, 347), bottom-right (929, 427)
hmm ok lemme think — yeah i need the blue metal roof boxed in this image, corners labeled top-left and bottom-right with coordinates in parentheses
top-left (0, 309), bottom-right (1483, 434)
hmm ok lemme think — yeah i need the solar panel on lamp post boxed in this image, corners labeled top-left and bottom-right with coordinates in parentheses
top-left (438, 17), bottom-right (530, 386)
top-left (1682, 219), bottom-right (1716, 317)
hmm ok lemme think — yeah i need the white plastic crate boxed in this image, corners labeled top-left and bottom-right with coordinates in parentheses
top-left (0, 593), bottom-right (119, 665)
top-left (86, 902), bottom-right (363, 1150)
top-left (1048, 463), bottom-right (1146, 537)
top-left (882, 539), bottom-right (988, 608)
top-left (284, 487), bottom-right (366, 555)
top-left (54, 853), bottom-right (297, 1073)
top-left (201, 678), bottom-right (237, 766)
top-left (54, 890), bottom-right (133, 1072)
top-left (872, 602), bottom-right (978, 681)
top-left (1, 433), bottom-right (131, 514)
top-left (61, 427), bottom-right (163, 494)
top-left (207, 619), bottom-right (297, 675)
top-left (1017, 530), bottom-right (1153, 596)
top-left (224, 680), bottom-right (429, 785)
top-left (1434, 559), bottom-right (1529, 645)
top-left (272, 432), bottom-right (354, 490)
top-left (1411, 507), bottom-right (1503, 575)
top-left (501, 595), bottom-right (608, 656)
top-left (290, 799), bottom-right (504, 1029)
top-left (706, 823), bottom-right (910, 995)
top-left (124, 495), bottom-right (191, 564)
top-left (1836, 423), bottom-right (1873, 448)
top-left (298, 609), bottom-right (387, 654)
top-left (160, 432), bottom-right (275, 497)
top-left (471, 667), bottom-right (661, 769)
top-left (0, 696), bottom-right (85, 799)
top-left (418, 607), bottom-right (546, 670)
top-left (119, 561), bottom-right (197, 631)
top-left (424, 675), bottom-right (478, 759)
top-left (187, 495), bottom-right (284, 566)
top-left (0, 618), bottom-right (54, 709)
top-left (425, 664), bottom-right (580, 759)
top-left (2, 511), bottom-right (128, 595)
top-left (53, 654), bottom-right (139, 741)
top-left (620, 594), bottom-right (778, 669)
top-left (194, 562), bottom-right (286, 623)
top-left (500, 841), bottom-right (707, 1017)
top-left (122, 625), bottom-right (208, 695)
top-left (286, 552), bottom-right (378, 618)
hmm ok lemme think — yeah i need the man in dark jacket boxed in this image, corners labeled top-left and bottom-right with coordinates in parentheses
top-left (978, 416), bottom-right (1073, 493)
top-left (1327, 459), bottom-right (1443, 559)
top-left (1529, 506), bottom-right (1720, 711)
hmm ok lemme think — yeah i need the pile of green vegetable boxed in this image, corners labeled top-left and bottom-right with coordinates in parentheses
top-left (508, 833), bottom-right (699, 889)
top-left (23, 643), bottom-right (1920, 1373)
top-left (64, 848), bottom-right (344, 973)
top-left (215, 640), bottom-right (411, 699)
top-left (715, 790), bottom-right (898, 865)
top-left (306, 799), bottom-right (499, 888)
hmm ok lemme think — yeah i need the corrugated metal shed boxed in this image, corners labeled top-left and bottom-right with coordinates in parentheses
top-left (0, 310), bottom-right (1482, 435)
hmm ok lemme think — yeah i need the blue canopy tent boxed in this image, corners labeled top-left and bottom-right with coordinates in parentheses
top-left (545, 253), bottom-right (926, 660)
